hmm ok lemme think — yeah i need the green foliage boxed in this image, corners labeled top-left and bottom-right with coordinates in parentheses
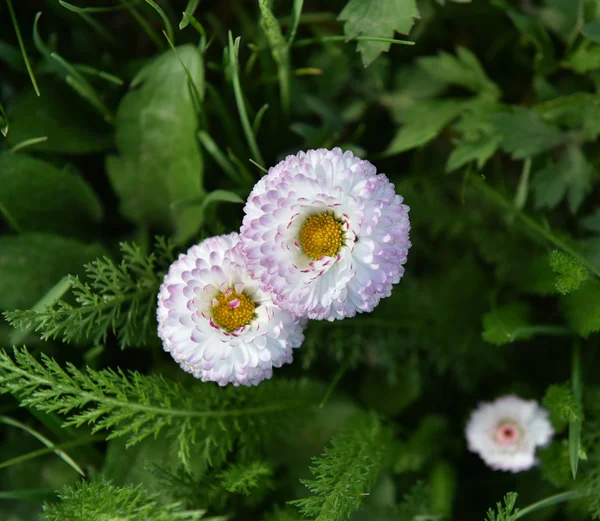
top-left (42, 480), bottom-right (206, 521)
top-left (292, 413), bottom-right (392, 521)
top-left (544, 383), bottom-right (583, 431)
top-left (481, 303), bottom-right (532, 346)
top-left (550, 251), bottom-right (590, 295)
top-left (106, 45), bottom-right (205, 243)
top-left (5, 81), bottom-right (112, 154)
top-left (0, 347), bottom-right (322, 471)
top-left (491, 108), bottom-right (564, 159)
top-left (339, 0), bottom-right (419, 67)
top-left (0, 152), bottom-right (102, 236)
top-left (562, 280), bottom-right (600, 337)
top-left (219, 460), bottom-right (273, 496)
top-left (0, 233), bottom-right (105, 310)
top-left (395, 482), bottom-right (436, 520)
top-left (4, 239), bottom-right (174, 348)
top-left (485, 493), bottom-right (519, 521)
top-left (531, 146), bottom-right (593, 214)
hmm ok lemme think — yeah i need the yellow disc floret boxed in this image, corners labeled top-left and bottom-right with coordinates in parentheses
top-left (299, 213), bottom-right (344, 260)
top-left (211, 288), bottom-right (256, 332)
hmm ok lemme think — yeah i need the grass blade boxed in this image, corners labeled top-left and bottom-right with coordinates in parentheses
top-left (570, 342), bottom-right (583, 479)
top-left (144, 0), bottom-right (175, 44)
top-left (287, 0), bottom-right (304, 44)
top-left (180, 0), bottom-right (201, 29)
top-left (293, 35), bottom-right (415, 48)
top-left (198, 130), bottom-right (244, 184)
top-left (515, 491), bottom-right (583, 519)
top-left (6, 0), bottom-right (40, 96)
top-left (118, 0), bottom-right (165, 50)
top-left (228, 32), bottom-right (265, 166)
top-left (10, 136), bottom-right (48, 154)
top-left (0, 415), bottom-right (85, 476)
top-left (0, 101), bottom-right (8, 137)
top-left (252, 103), bottom-right (270, 135)
top-left (0, 489), bottom-right (57, 501)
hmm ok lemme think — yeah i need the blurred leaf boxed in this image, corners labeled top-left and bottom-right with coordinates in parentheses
top-left (582, 208), bottom-right (600, 232)
top-left (531, 146), bottom-right (594, 214)
top-left (418, 46), bottom-right (500, 97)
top-left (582, 22), bottom-right (600, 42)
top-left (0, 233), bottom-right (104, 310)
top-left (535, 93), bottom-right (600, 142)
top-left (562, 279), bottom-right (600, 336)
top-left (566, 41), bottom-right (600, 73)
top-left (0, 152), bottom-right (102, 235)
top-left (482, 302), bottom-right (533, 346)
top-left (5, 82), bottom-right (112, 154)
top-left (491, 107), bottom-right (564, 159)
top-left (384, 99), bottom-right (468, 155)
top-left (550, 251), bottom-right (589, 295)
top-left (339, 0), bottom-right (419, 67)
top-left (543, 383), bottom-right (582, 431)
top-left (540, 0), bottom-right (579, 41)
top-left (219, 461), bottom-right (272, 496)
top-left (106, 45), bottom-right (204, 243)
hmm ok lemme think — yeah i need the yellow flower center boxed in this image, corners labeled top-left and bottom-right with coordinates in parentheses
top-left (211, 288), bottom-right (256, 332)
top-left (299, 213), bottom-right (344, 260)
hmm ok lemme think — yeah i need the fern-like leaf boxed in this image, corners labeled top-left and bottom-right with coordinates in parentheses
top-left (486, 492), bottom-right (519, 521)
top-left (4, 238), bottom-right (176, 349)
top-left (43, 480), bottom-right (206, 521)
top-left (291, 413), bottom-right (392, 521)
top-left (219, 460), bottom-right (273, 495)
top-left (0, 347), bottom-right (322, 470)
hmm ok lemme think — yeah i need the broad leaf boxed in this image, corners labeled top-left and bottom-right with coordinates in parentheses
top-left (0, 233), bottom-right (104, 310)
top-left (491, 107), bottom-right (564, 159)
top-left (5, 82), bottom-right (112, 154)
top-left (562, 279), bottom-right (600, 337)
top-left (339, 0), bottom-right (419, 67)
top-left (532, 146), bottom-right (593, 214)
top-left (0, 152), bottom-right (102, 235)
top-left (482, 303), bottom-right (533, 345)
top-left (106, 45), bottom-right (204, 243)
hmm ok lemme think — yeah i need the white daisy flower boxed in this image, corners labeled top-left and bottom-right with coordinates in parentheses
top-left (240, 148), bottom-right (411, 321)
top-left (157, 233), bottom-right (305, 386)
top-left (465, 395), bottom-right (554, 472)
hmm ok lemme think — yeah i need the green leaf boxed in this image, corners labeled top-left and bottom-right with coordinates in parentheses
top-left (550, 251), bottom-right (589, 295)
top-left (486, 492), bottom-right (519, 521)
top-left (535, 93), bottom-right (600, 142)
top-left (291, 413), bottom-right (392, 521)
top-left (339, 0), bottom-right (419, 67)
top-left (543, 383), bottom-right (582, 431)
top-left (106, 45), bottom-right (205, 243)
top-left (5, 82), bottom-right (113, 154)
top-left (566, 41), bottom-right (600, 73)
top-left (43, 481), bottom-right (205, 521)
top-left (219, 461), bottom-right (273, 496)
top-left (0, 152), bottom-right (102, 235)
top-left (561, 279), bottom-right (600, 337)
top-left (446, 134), bottom-right (500, 173)
top-left (418, 46), bottom-right (500, 97)
top-left (539, 0), bottom-right (579, 42)
top-left (171, 189), bottom-right (244, 229)
top-left (384, 99), bottom-right (468, 155)
top-left (491, 107), bottom-right (564, 159)
top-left (569, 344), bottom-right (582, 479)
top-left (0, 233), bottom-right (104, 310)
top-left (582, 22), bottom-right (600, 43)
top-left (531, 146), bottom-right (593, 214)
top-left (582, 208), bottom-right (600, 232)
top-left (482, 302), bottom-right (532, 346)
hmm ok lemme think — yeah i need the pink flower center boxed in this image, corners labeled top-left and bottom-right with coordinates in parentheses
top-left (495, 422), bottom-right (520, 446)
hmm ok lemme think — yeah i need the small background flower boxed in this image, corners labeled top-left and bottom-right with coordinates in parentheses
top-left (157, 233), bottom-right (305, 386)
top-left (465, 395), bottom-right (554, 473)
top-left (241, 148), bottom-right (411, 321)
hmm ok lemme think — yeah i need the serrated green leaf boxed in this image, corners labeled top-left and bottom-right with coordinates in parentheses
top-left (0, 152), bottom-right (102, 235)
top-left (106, 45), bottom-right (204, 243)
top-left (562, 279), bottom-right (600, 337)
top-left (5, 82), bottom-right (112, 154)
top-left (384, 99), bottom-right (468, 155)
top-left (543, 383), bottom-right (582, 431)
top-left (567, 41), bottom-right (600, 73)
top-left (339, 0), bottom-right (419, 67)
top-left (531, 146), bottom-right (593, 214)
top-left (0, 233), bottom-right (104, 310)
top-left (535, 93), bottom-right (600, 142)
top-left (491, 107), bottom-right (564, 159)
top-left (482, 303), bottom-right (532, 345)
top-left (418, 46), bottom-right (500, 97)
top-left (550, 251), bottom-right (589, 295)
top-left (446, 134), bottom-right (500, 173)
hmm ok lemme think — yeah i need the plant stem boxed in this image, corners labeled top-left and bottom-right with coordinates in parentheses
top-left (6, 0), bottom-right (40, 96)
top-left (515, 491), bottom-right (584, 519)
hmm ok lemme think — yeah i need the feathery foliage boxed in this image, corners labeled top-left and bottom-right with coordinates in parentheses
top-left (0, 348), bottom-right (321, 470)
top-left (4, 239), bottom-right (175, 348)
top-left (292, 413), bottom-right (392, 521)
top-left (485, 493), bottom-right (520, 521)
top-left (219, 460), bottom-right (273, 496)
top-left (42, 480), bottom-right (207, 521)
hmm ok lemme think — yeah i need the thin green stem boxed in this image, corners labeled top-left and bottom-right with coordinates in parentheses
top-left (228, 33), bottom-right (265, 166)
top-left (570, 341), bottom-right (583, 479)
top-left (0, 203), bottom-right (21, 232)
top-left (515, 491), bottom-right (584, 519)
top-left (144, 0), bottom-right (174, 44)
top-left (118, 0), bottom-right (165, 50)
top-left (9, 136), bottom-right (48, 153)
top-left (293, 35), bottom-right (415, 48)
top-left (180, 0), bottom-right (200, 29)
top-left (320, 358), bottom-right (351, 408)
top-left (6, 0), bottom-right (40, 96)
top-left (474, 180), bottom-right (600, 279)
